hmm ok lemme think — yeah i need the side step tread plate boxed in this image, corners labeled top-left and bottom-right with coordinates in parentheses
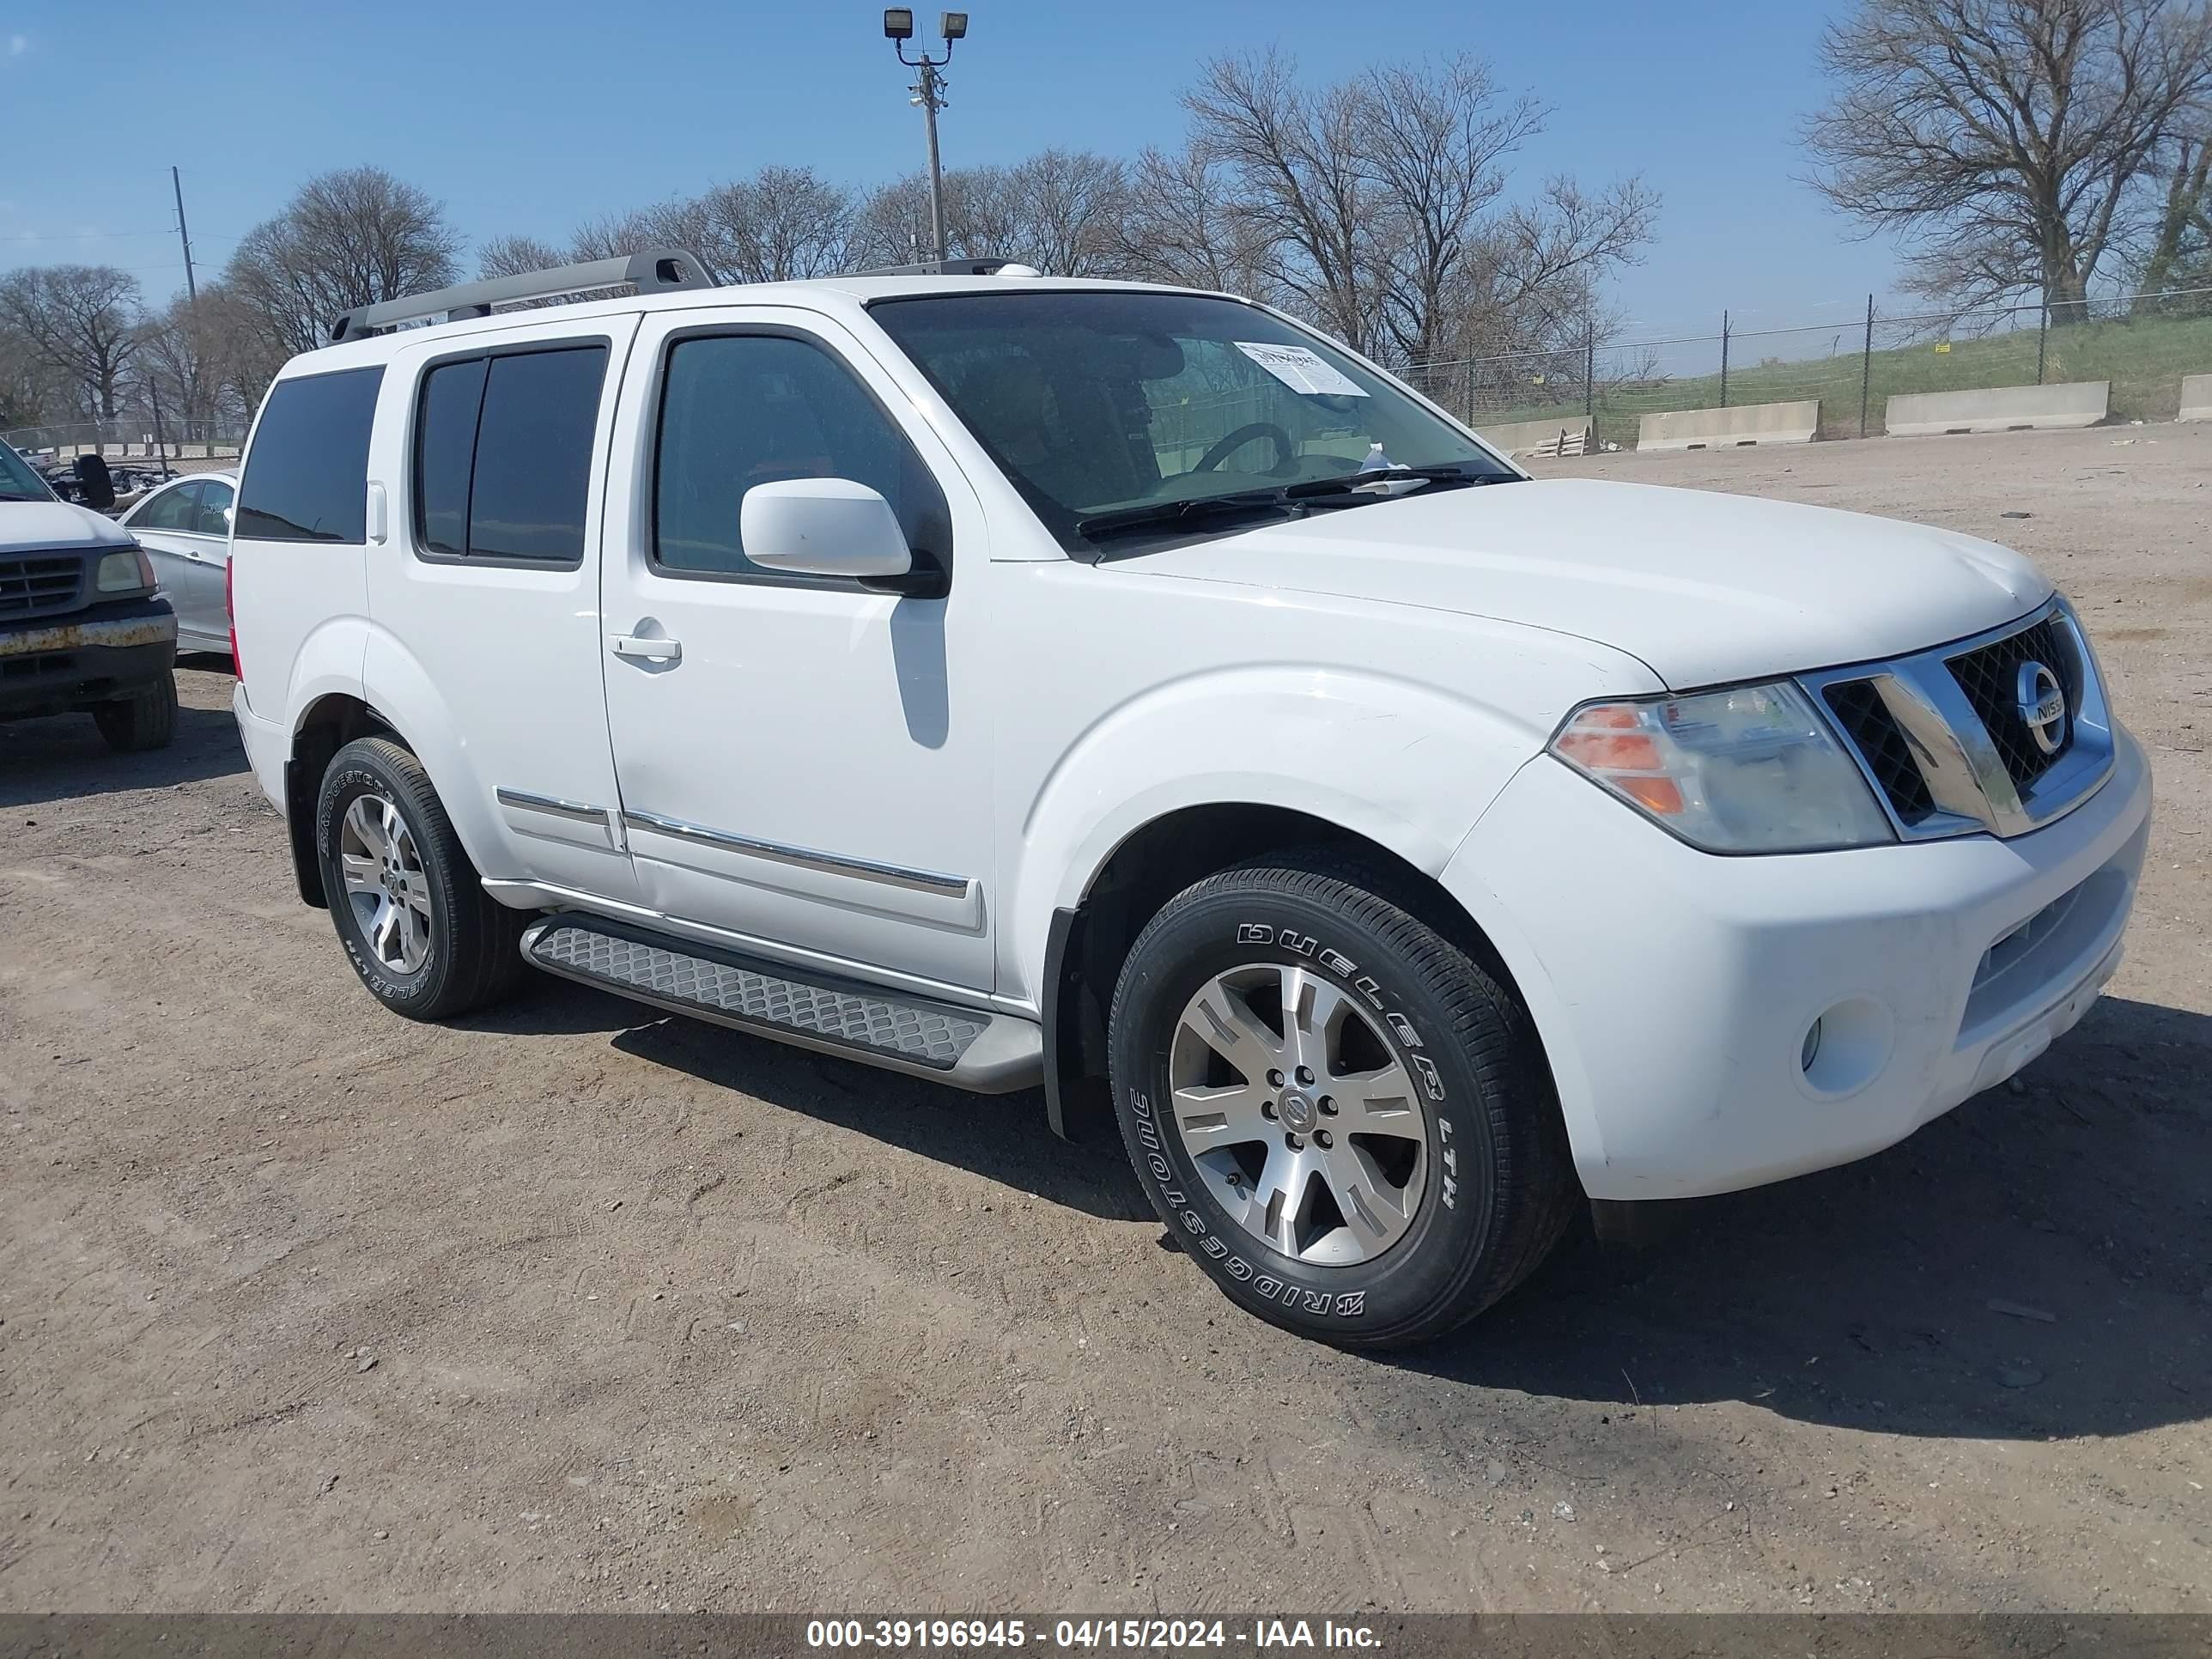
top-left (521, 915), bottom-right (1041, 1091)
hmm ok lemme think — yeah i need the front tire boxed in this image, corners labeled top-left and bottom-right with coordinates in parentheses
top-left (315, 737), bottom-right (525, 1021)
top-left (1108, 853), bottom-right (1577, 1348)
top-left (94, 672), bottom-right (176, 752)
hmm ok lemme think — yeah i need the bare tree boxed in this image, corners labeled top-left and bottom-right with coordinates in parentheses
top-left (2133, 131), bottom-right (2212, 303)
top-left (222, 167), bottom-right (464, 362)
top-left (477, 234), bottom-right (568, 280)
top-left (1, 321), bottom-right (75, 428)
top-left (1804, 0), bottom-right (2212, 314)
top-left (690, 166), bottom-right (859, 283)
top-left (0, 264), bottom-right (145, 418)
top-left (1115, 143), bottom-right (1279, 296)
top-left (1182, 51), bottom-right (1653, 366)
top-left (132, 292), bottom-right (242, 428)
top-left (1186, 52), bottom-right (1376, 349)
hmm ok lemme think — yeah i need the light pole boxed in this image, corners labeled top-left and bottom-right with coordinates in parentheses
top-left (884, 10), bottom-right (967, 267)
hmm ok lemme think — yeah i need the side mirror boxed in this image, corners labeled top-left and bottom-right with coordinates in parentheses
top-left (740, 477), bottom-right (923, 588)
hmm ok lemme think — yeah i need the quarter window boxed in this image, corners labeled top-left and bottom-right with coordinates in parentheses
top-left (192, 479), bottom-right (234, 538)
top-left (653, 332), bottom-right (950, 579)
top-left (411, 343), bottom-right (608, 563)
top-left (134, 481), bottom-right (200, 532)
top-left (236, 367), bottom-right (383, 544)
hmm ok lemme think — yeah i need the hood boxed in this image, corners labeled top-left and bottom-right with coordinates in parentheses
top-left (1125, 477), bottom-right (2051, 689)
top-left (1, 498), bottom-right (136, 553)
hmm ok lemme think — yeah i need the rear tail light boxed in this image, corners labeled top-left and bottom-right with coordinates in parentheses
top-left (225, 557), bottom-right (242, 684)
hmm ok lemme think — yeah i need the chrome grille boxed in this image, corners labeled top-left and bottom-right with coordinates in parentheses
top-left (1799, 599), bottom-right (2114, 843)
top-left (1821, 678), bottom-right (1934, 824)
top-left (0, 551), bottom-right (83, 620)
top-left (1947, 616), bottom-right (2076, 788)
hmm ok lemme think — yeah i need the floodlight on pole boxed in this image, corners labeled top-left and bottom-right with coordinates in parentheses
top-left (885, 11), bottom-right (966, 266)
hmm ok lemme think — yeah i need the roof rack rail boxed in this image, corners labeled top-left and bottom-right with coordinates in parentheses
top-left (326, 248), bottom-right (714, 344)
top-left (848, 256), bottom-right (1035, 277)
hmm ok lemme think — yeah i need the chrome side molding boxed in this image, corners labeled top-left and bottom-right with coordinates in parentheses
top-left (495, 787), bottom-right (613, 827)
top-left (619, 809), bottom-right (971, 896)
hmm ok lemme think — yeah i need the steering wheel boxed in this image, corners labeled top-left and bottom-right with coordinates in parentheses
top-left (1194, 422), bottom-right (1296, 474)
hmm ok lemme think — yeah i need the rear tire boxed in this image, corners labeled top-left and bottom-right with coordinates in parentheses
top-left (1108, 850), bottom-right (1577, 1348)
top-left (315, 737), bottom-right (526, 1021)
top-left (94, 672), bottom-right (176, 752)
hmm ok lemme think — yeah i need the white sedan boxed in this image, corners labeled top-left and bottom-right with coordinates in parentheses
top-left (119, 470), bottom-right (235, 657)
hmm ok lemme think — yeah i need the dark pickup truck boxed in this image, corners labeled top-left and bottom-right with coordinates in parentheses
top-left (2, 443), bottom-right (179, 750)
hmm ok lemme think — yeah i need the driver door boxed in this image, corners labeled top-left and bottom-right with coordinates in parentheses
top-left (598, 307), bottom-right (999, 994)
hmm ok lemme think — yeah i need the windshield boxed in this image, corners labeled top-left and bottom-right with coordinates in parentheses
top-left (870, 289), bottom-right (1516, 552)
top-left (0, 443), bottom-right (55, 503)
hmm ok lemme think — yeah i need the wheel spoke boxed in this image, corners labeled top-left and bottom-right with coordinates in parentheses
top-left (1322, 1140), bottom-right (1419, 1252)
top-left (397, 868), bottom-right (433, 919)
top-left (343, 798), bottom-right (389, 862)
top-left (1182, 981), bottom-right (1284, 1085)
top-left (1247, 1141), bottom-right (1318, 1255)
top-left (339, 852), bottom-right (380, 894)
top-left (1334, 1060), bottom-right (1424, 1137)
top-left (1173, 1081), bottom-right (1274, 1145)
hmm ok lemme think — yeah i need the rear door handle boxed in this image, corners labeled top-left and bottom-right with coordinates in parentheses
top-left (611, 634), bottom-right (682, 664)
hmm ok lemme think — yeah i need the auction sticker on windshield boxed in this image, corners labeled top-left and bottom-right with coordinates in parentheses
top-left (1233, 342), bottom-right (1369, 397)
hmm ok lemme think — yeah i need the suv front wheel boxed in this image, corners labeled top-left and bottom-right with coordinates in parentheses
top-left (315, 737), bottom-right (525, 1020)
top-left (1108, 853), bottom-right (1578, 1347)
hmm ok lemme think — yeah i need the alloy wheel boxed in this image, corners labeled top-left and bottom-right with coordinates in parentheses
top-left (1169, 963), bottom-right (1430, 1267)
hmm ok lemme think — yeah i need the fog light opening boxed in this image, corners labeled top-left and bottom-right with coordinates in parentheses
top-left (1797, 997), bottom-right (1894, 1099)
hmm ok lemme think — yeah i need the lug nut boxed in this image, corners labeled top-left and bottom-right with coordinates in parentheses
top-left (1318, 1096), bottom-right (1336, 1115)
top-left (1315, 1130), bottom-right (1333, 1149)
top-left (1267, 1069), bottom-right (1285, 1088)
top-left (1295, 1065), bottom-right (1316, 1085)
top-left (1285, 1133), bottom-right (1304, 1151)
top-left (1261, 1101), bottom-right (1278, 1120)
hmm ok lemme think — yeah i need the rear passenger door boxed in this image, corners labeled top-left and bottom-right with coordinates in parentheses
top-left (366, 316), bottom-right (645, 906)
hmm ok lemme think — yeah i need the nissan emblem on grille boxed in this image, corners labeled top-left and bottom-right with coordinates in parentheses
top-left (2016, 659), bottom-right (2068, 757)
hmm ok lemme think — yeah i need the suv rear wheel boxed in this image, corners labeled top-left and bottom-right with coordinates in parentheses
top-left (315, 737), bottom-right (525, 1020)
top-left (1108, 852), bottom-right (1578, 1347)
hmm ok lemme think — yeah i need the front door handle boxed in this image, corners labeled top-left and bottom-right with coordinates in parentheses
top-left (611, 634), bottom-right (682, 664)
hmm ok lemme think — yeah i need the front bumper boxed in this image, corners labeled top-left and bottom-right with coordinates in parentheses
top-left (1442, 726), bottom-right (2153, 1201)
top-left (0, 597), bottom-right (176, 720)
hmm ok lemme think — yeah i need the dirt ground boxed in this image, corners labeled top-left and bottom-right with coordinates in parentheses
top-left (2, 424), bottom-right (2208, 1615)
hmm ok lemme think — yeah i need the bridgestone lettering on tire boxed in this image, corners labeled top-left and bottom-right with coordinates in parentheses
top-left (314, 737), bottom-right (526, 1022)
top-left (1108, 850), bottom-right (1578, 1347)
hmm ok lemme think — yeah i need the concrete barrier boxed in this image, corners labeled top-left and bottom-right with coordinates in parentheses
top-left (1885, 380), bottom-right (2108, 437)
top-left (2180, 374), bottom-right (2212, 422)
top-left (1636, 399), bottom-right (1819, 452)
top-left (1479, 416), bottom-right (1593, 459)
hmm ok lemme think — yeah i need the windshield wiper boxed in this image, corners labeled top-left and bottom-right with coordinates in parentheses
top-left (1075, 489), bottom-right (1299, 541)
top-left (1284, 463), bottom-right (1514, 501)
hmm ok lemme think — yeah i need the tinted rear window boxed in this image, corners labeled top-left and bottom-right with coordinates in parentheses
top-left (410, 344), bottom-right (606, 563)
top-left (236, 367), bottom-right (383, 544)
top-left (469, 347), bottom-right (607, 562)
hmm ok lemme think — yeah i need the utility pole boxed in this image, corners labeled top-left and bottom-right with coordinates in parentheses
top-left (1859, 294), bottom-right (1875, 438)
top-left (885, 11), bottom-right (968, 266)
top-left (171, 166), bottom-right (197, 303)
top-left (1719, 310), bottom-right (1730, 408)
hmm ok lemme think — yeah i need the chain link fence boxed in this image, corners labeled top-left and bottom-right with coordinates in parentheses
top-left (2, 417), bottom-right (246, 460)
top-left (1409, 285), bottom-right (2212, 450)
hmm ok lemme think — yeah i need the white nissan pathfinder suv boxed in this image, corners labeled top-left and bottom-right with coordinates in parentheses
top-left (227, 252), bottom-right (2151, 1346)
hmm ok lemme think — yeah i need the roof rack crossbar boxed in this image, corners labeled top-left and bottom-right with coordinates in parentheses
top-left (326, 248), bottom-right (714, 343)
top-left (849, 256), bottom-right (1019, 277)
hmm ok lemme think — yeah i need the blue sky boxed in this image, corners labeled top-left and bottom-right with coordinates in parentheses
top-left (1, 1), bottom-right (1899, 342)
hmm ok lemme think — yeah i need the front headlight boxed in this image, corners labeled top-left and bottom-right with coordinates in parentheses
top-left (1550, 680), bottom-right (1894, 854)
top-left (94, 544), bottom-right (156, 596)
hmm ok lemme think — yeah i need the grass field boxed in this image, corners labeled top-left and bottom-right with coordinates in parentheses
top-left (1477, 307), bottom-right (2212, 446)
